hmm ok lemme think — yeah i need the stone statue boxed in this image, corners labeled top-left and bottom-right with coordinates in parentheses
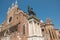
top-left (28, 6), bottom-right (36, 16)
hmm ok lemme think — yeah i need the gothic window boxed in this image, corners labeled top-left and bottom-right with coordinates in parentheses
top-left (23, 25), bottom-right (25, 34)
top-left (52, 32), bottom-right (55, 39)
top-left (48, 29), bottom-right (52, 39)
top-left (9, 17), bottom-right (12, 22)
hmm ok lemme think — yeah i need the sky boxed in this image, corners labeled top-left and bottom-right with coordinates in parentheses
top-left (0, 0), bottom-right (60, 30)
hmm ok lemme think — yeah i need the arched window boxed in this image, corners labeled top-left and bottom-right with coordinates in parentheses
top-left (48, 29), bottom-right (52, 39)
top-left (9, 17), bottom-right (12, 22)
top-left (23, 24), bottom-right (25, 34)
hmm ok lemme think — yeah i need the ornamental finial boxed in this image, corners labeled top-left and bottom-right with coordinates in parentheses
top-left (15, 0), bottom-right (18, 7)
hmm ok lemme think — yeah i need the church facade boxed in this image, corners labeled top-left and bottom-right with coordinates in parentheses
top-left (0, 1), bottom-right (60, 40)
top-left (40, 18), bottom-right (60, 40)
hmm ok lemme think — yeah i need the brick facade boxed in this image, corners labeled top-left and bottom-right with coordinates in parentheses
top-left (0, 1), bottom-right (60, 40)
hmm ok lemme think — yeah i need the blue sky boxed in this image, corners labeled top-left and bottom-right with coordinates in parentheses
top-left (0, 0), bottom-right (60, 30)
